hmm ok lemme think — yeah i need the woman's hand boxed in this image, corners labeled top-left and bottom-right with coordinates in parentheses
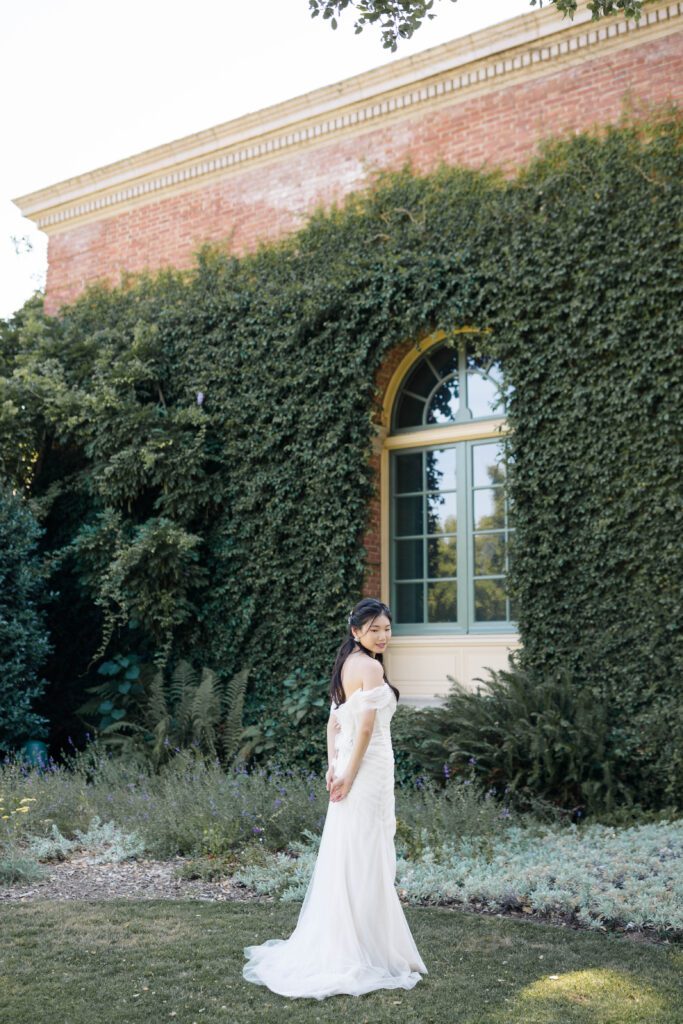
top-left (325, 765), bottom-right (336, 791)
top-left (329, 773), bottom-right (353, 802)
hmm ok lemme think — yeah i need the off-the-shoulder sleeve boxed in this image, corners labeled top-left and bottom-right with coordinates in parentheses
top-left (359, 684), bottom-right (393, 711)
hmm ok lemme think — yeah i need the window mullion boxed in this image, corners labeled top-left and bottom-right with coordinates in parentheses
top-left (456, 438), bottom-right (468, 632)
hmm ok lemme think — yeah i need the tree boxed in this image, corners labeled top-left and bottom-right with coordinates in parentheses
top-left (309, 0), bottom-right (644, 52)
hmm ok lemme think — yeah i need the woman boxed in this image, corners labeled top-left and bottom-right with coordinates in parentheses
top-left (242, 597), bottom-right (428, 1000)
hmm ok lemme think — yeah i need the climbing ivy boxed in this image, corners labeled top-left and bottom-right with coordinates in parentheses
top-left (0, 104), bottom-right (680, 806)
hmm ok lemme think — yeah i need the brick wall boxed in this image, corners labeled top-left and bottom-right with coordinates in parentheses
top-left (43, 31), bottom-right (682, 316)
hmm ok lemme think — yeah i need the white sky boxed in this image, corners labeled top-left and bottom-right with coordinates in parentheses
top-left (1, 0), bottom-right (539, 319)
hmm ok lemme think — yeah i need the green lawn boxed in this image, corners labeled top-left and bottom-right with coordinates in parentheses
top-left (2, 900), bottom-right (682, 1024)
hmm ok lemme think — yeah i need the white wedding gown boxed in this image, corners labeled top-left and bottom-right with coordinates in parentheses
top-left (242, 681), bottom-right (428, 999)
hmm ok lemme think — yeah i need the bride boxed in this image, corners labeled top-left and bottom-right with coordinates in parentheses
top-left (242, 597), bottom-right (428, 1000)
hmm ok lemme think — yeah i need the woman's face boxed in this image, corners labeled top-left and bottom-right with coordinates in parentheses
top-left (353, 613), bottom-right (392, 655)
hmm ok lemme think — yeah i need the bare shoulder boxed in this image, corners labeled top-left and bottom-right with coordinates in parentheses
top-left (342, 651), bottom-right (383, 697)
top-left (362, 658), bottom-right (385, 690)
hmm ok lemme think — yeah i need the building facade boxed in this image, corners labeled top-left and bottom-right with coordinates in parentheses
top-left (14, 0), bottom-right (683, 702)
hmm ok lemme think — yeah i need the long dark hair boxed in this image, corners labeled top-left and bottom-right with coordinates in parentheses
top-left (329, 597), bottom-right (400, 708)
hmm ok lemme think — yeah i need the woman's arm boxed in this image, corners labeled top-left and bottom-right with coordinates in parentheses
top-left (330, 661), bottom-right (385, 801)
top-left (326, 712), bottom-right (338, 770)
top-left (329, 714), bottom-right (375, 801)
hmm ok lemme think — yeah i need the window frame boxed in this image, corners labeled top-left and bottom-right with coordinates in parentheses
top-left (387, 339), bottom-right (516, 635)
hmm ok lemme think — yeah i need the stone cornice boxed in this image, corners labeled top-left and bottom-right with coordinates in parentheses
top-left (13, 0), bottom-right (682, 234)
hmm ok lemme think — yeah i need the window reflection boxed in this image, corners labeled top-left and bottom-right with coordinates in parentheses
top-left (473, 489), bottom-right (505, 531)
top-left (427, 378), bottom-right (459, 424)
top-left (425, 447), bottom-right (456, 490)
top-left (428, 536), bottom-right (456, 577)
top-left (427, 580), bottom-right (457, 622)
top-left (427, 491), bottom-right (457, 534)
top-left (471, 440), bottom-right (515, 624)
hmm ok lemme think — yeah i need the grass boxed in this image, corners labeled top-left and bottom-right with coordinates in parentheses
top-left (2, 899), bottom-right (682, 1024)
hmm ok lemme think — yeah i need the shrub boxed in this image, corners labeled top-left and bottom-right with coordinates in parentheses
top-left (398, 663), bottom-right (640, 818)
top-left (0, 479), bottom-right (52, 751)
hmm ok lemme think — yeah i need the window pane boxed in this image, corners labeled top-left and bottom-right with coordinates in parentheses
top-left (426, 379), bottom-right (459, 424)
top-left (396, 495), bottom-right (423, 536)
top-left (468, 370), bottom-right (504, 417)
top-left (396, 452), bottom-right (422, 494)
top-left (425, 447), bottom-right (456, 490)
top-left (396, 582), bottom-right (423, 623)
top-left (473, 489), bottom-right (505, 530)
top-left (395, 393), bottom-right (425, 429)
top-left (427, 535), bottom-right (456, 577)
top-left (473, 533), bottom-right (505, 575)
top-left (473, 442), bottom-right (506, 487)
top-left (427, 490), bottom-right (457, 534)
top-left (474, 579), bottom-right (507, 621)
top-left (466, 350), bottom-right (502, 379)
top-left (396, 538), bottom-right (422, 579)
top-left (404, 359), bottom-right (440, 399)
top-left (427, 580), bottom-right (457, 622)
top-left (428, 344), bottom-right (458, 379)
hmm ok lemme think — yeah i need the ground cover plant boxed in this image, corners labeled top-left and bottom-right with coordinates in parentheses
top-left (232, 817), bottom-right (683, 941)
top-left (2, 742), bottom-right (681, 943)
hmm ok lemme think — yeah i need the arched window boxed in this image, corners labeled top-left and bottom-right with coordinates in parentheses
top-left (389, 337), bottom-right (517, 632)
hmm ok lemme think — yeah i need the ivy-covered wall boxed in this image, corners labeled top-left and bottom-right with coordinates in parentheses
top-left (1, 106), bottom-right (681, 805)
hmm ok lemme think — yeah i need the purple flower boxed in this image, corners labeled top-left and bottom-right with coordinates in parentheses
top-left (273, 798), bottom-right (282, 808)
top-left (468, 756), bottom-right (477, 765)
top-left (252, 826), bottom-right (264, 834)
top-left (196, 391), bottom-right (205, 406)
top-left (442, 763), bottom-right (450, 779)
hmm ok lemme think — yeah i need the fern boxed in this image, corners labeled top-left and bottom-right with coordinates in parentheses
top-left (221, 667), bottom-right (249, 762)
top-left (170, 659), bottom-right (196, 737)
top-left (190, 667), bottom-right (221, 757)
top-left (397, 663), bottom-right (636, 817)
top-left (82, 656), bottom-right (251, 769)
